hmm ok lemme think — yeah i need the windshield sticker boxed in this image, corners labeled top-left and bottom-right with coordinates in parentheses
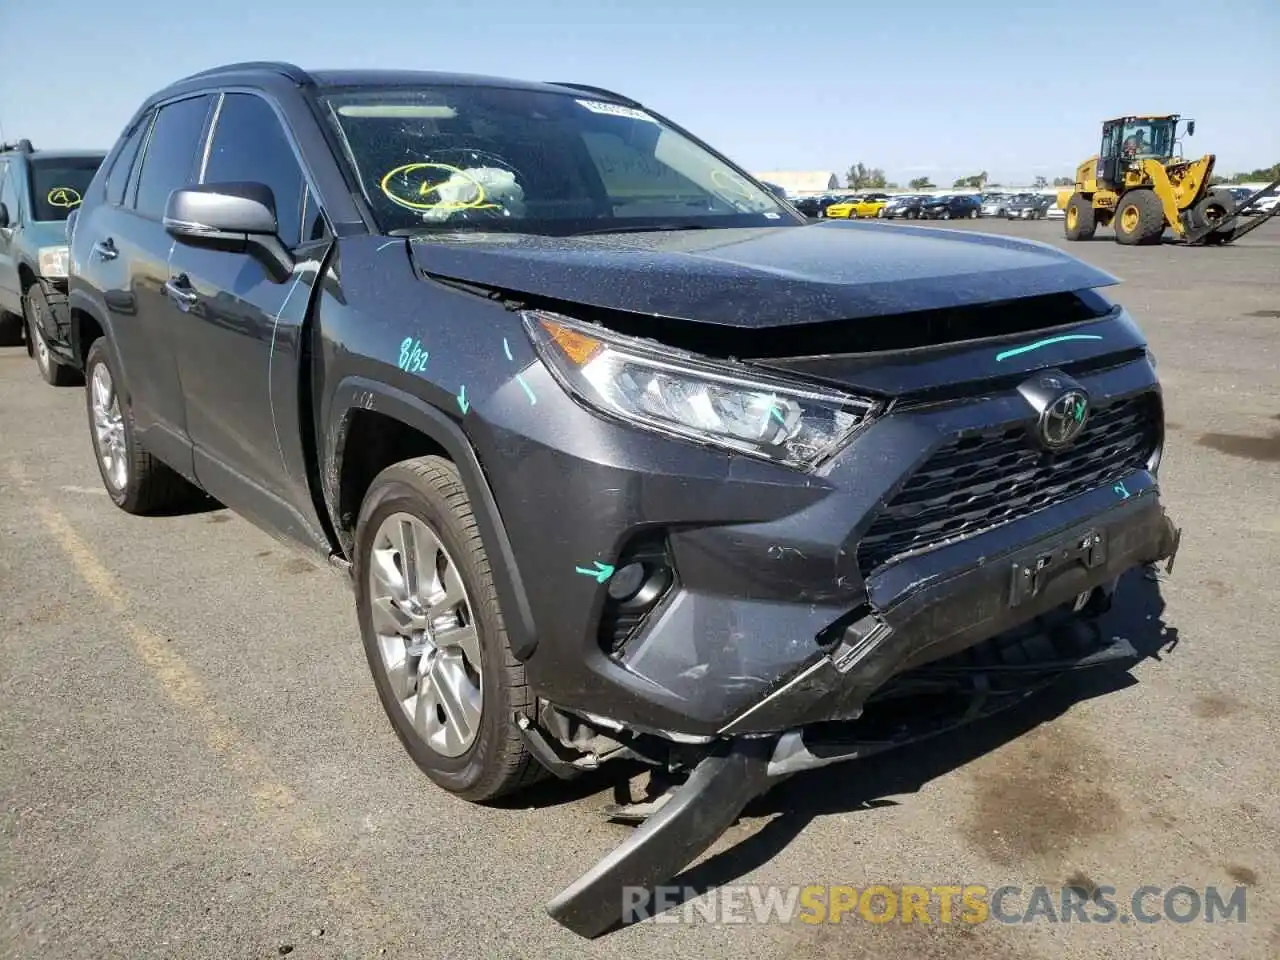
top-left (379, 162), bottom-right (525, 220)
top-left (47, 187), bottom-right (82, 208)
top-left (398, 337), bottom-right (429, 373)
top-left (575, 99), bottom-right (658, 123)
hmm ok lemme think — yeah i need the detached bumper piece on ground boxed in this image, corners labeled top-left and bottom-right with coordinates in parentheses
top-left (546, 508), bottom-right (1182, 938)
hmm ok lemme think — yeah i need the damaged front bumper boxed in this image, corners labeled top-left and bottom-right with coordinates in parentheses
top-left (546, 493), bottom-right (1182, 938)
top-left (721, 484), bottom-right (1179, 735)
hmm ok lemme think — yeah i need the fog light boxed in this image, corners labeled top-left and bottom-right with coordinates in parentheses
top-left (607, 562), bottom-right (646, 601)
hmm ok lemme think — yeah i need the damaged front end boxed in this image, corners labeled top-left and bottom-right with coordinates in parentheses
top-left (538, 495), bottom-right (1180, 937)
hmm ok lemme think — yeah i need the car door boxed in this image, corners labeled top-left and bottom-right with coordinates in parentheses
top-left (79, 94), bottom-right (215, 477)
top-left (0, 160), bottom-right (23, 315)
top-left (164, 90), bottom-right (333, 552)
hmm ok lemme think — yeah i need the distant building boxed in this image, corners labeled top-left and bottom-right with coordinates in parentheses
top-left (751, 170), bottom-right (840, 196)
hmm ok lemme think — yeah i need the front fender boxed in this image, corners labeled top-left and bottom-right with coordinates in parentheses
top-left (325, 377), bottom-right (538, 660)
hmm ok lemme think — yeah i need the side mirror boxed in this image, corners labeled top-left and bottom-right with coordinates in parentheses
top-left (1187, 120), bottom-right (1195, 136)
top-left (0, 203), bottom-right (9, 229)
top-left (164, 182), bottom-right (293, 282)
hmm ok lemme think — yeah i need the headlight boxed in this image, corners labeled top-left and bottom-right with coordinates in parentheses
top-left (38, 245), bottom-right (70, 279)
top-left (523, 309), bottom-right (879, 470)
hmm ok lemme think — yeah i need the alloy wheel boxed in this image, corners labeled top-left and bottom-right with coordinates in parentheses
top-left (90, 363), bottom-right (127, 490)
top-left (32, 317), bottom-right (50, 376)
top-left (368, 512), bottom-right (482, 758)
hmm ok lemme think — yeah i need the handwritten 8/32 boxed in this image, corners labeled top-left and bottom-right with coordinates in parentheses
top-left (398, 337), bottom-right (428, 372)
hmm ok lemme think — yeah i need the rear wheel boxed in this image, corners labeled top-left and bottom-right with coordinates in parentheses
top-left (1195, 189), bottom-right (1237, 245)
top-left (968, 208), bottom-right (978, 219)
top-left (1064, 194), bottom-right (1097, 240)
top-left (355, 456), bottom-right (541, 802)
top-left (940, 209), bottom-right (951, 220)
top-left (1113, 190), bottom-right (1165, 245)
top-left (85, 338), bottom-right (197, 513)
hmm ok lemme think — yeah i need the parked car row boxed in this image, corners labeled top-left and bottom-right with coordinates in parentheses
top-left (794, 189), bottom-right (1065, 223)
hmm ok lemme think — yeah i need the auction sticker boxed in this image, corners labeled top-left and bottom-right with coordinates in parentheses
top-left (575, 99), bottom-right (657, 123)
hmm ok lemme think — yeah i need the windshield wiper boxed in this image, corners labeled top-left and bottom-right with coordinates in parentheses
top-left (567, 223), bottom-right (711, 237)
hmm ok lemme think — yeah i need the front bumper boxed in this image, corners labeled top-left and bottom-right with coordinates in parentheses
top-left (721, 492), bottom-right (1178, 734)
top-left (484, 333), bottom-right (1170, 740)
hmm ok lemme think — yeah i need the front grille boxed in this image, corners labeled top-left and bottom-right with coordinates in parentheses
top-left (856, 392), bottom-right (1160, 574)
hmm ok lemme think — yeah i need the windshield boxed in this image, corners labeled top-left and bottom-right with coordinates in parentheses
top-left (28, 156), bottom-right (104, 222)
top-left (1114, 119), bottom-right (1175, 159)
top-left (320, 86), bottom-right (798, 235)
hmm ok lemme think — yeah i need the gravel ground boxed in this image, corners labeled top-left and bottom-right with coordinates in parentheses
top-left (1, 219), bottom-right (1277, 960)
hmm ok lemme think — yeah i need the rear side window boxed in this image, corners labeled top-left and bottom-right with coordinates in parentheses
top-left (134, 94), bottom-right (214, 220)
top-left (105, 113), bottom-right (152, 207)
top-left (202, 93), bottom-right (306, 249)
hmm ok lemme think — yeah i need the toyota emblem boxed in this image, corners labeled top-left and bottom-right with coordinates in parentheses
top-left (1039, 390), bottom-right (1089, 449)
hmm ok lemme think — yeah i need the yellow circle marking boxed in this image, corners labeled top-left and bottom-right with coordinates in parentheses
top-left (710, 169), bottom-right (757, 201)
top-left (47, 187), bottom-right (82, 209)
top-left (1066, 206), bottom-right (1078, 229)
top-left (379, 162), bottom-right (501, 213)
top-left (1120, 204), bottom-right (1140, 232)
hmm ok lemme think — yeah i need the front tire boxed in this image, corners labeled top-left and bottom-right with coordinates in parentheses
top-left (1113, 190), bottom-right (1165, 245)
top-left (25, 285), bottom-right (81, 386)
top-left (1064, 194), bottom-right (1097, 240)
top-left (84, 338), bottom-right (196, 513)
top-left (1195, 189), bottom-right (1237, 245)
top-left (355, 456), bottom-right (541, 802)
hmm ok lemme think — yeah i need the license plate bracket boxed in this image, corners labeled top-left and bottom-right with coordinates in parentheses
top-left (1008, 528), bottom-right (1107, 608)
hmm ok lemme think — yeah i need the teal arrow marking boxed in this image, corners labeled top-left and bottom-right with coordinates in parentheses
top-left (574, 560), bottom-right (615, 584)
top-left (995, 334), bottom-right (1104, 362)
top-left (457, 385), bottom-right (469, 414)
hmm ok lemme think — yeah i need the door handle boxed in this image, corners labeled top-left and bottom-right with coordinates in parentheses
top-left (92, 238), bottom-right (118, 261)
top-left (164, 276), bottom-right (198, 310)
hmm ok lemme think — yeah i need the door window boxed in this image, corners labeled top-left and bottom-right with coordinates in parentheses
top-left (106, 112), bottom-right (153, 207)
top-left (202, 93), bottom-right (307, 249)
top-left (134, 95), bottom-right (214, 219)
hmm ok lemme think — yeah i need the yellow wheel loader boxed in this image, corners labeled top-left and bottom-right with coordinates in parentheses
top-left (1064, 115), bottom-right (1280, 246)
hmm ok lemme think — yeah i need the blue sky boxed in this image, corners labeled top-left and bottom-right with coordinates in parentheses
top-left (2, 0), bottom-right (1276, 185)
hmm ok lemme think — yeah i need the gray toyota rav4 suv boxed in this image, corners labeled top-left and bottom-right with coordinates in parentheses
top-left (67, 62), bottom-right (1181, 935)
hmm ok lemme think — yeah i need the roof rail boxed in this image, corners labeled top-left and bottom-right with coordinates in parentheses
top-left (177, 61), bottom-right (313, 87)
top-left (547, 82), bottom-right (642, 107)
top-left (0, 139), bottom-right (35, 154)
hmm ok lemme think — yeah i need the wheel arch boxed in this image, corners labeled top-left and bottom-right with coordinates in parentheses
top-left (327, 378), bottom-right (537, 660)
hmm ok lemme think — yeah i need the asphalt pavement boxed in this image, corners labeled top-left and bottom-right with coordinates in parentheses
top-left (2, 219), bottom-right (1278, 959)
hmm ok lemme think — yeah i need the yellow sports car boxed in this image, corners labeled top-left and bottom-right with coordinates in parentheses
top-left (825, 193), bottom-right (892, 219)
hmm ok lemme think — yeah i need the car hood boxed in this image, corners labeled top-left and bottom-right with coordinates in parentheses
top-left (407, 222), bottom-right (1119, 328)
top-left (23, 220), bottom-right (70, 248)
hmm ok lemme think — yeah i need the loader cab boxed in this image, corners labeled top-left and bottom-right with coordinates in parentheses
top-left (1098, 115), bottom-right (1179, 186)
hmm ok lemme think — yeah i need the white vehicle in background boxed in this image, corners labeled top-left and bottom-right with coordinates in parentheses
top-left (980, 195), bottom-right (1010, 217)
